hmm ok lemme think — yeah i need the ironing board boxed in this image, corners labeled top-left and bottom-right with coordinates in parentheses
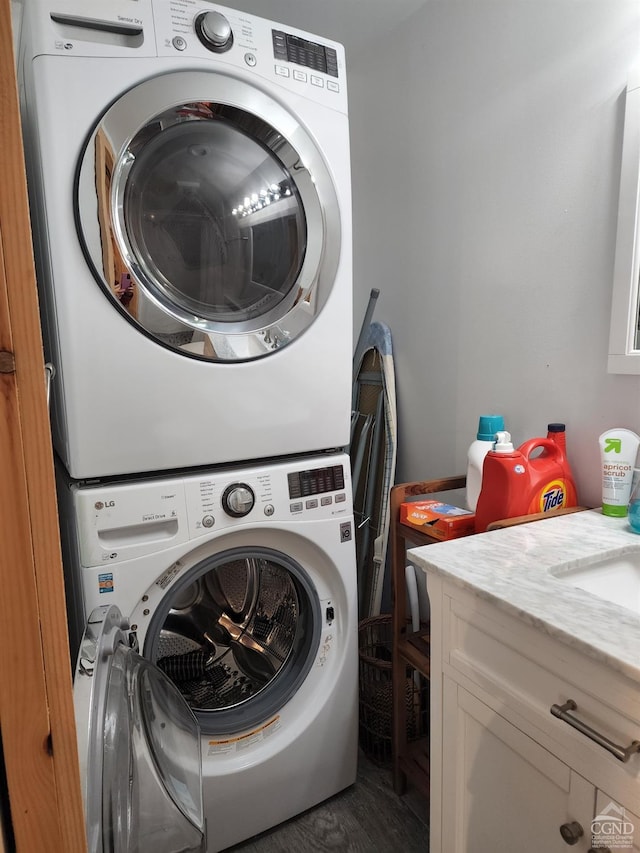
top-left (350, 320), bottom-right (397, 618)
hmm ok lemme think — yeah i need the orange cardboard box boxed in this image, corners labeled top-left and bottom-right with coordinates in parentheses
top-left (400, 500), bottom-right (475, 541)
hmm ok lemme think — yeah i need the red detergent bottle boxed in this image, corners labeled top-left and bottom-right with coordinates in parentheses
top-left (546, 422), bottom-right (568, 454)
top-left (544, 421), bottom-right (578, 503)
top-left (475, 431), bottom-right (578, 533)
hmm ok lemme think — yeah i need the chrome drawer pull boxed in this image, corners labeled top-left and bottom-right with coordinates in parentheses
top-left (550, 700), bottom-right (640, 763)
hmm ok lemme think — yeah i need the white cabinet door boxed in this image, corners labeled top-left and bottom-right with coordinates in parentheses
top-left (592, 790), bottom-right (640, 852)
top-left (441, 677), bottom-right (595, 853)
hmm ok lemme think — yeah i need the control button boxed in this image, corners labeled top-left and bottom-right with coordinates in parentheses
top-left (245, 52), bottom-right (257, 67)
top-left (172, 36), bottom-right (187, 51)
top-left (310, 75), bottom-right (324, 88)
top-left (264, 504), bottom-right (275, 517)
top-left (195, 10), bottom-right (234, 53)
top-left (202, 515), bottom-right (215, 528)
top-left (327, 80), bottom-right (340, 93)
top-left (306, 499), bottom-right (318, 510)
top-left (290, 501), bottom-right (303, 513)
top-left (222, 483), bottom-right (255, 518)
top-left (275, 65), bottom-right (290, 77)
top-left (335, 493), bottom-right (346, 503)
top-left (321, 496), bottom-right (332, 506)
top-left (293, 70), bottom-right (307, 82)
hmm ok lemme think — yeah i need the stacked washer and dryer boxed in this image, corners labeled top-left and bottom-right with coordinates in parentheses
top-left (15, 2), bottom-right (356, 850)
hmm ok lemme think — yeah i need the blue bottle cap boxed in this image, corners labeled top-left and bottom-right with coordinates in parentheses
top-left (477, 415), bottom-right (505, 441)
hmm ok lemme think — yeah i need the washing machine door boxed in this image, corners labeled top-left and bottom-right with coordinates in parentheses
top-left (140, 546), bottom-right (323, 736)
top-left (76, 70), bottom-right (341, 362)
top-left (74, 605), bottom-right (206, 853)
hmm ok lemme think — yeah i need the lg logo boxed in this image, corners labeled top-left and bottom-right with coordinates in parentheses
top-left (94, 500), bottom-right (115, 510)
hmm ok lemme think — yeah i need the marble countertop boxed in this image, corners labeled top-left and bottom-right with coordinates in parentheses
top-left (408, 509), bottom-right (640, 682)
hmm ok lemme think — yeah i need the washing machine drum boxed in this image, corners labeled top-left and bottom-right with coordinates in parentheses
top-left (76, 71), bottom-right (341, 362)
top-left (143, 547), bottom-right (321, 735)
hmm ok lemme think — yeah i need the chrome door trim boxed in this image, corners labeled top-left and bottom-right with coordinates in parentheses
top-left (76, 70), bottom-right (341, 362)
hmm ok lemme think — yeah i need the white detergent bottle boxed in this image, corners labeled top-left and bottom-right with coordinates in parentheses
top-left (466, 414), bottom-right (505, 511)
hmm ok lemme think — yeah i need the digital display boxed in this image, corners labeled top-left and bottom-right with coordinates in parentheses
top-left (288, 465), bottom-right (345, 498)
top-left (272, 30), bottom-right (339, 78)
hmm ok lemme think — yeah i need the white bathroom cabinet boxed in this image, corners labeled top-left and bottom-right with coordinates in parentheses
top-left (425, 575), bottom-right (640, 853)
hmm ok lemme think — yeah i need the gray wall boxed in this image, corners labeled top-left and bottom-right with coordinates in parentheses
top-left (237, 0), bottom-right (640, 508)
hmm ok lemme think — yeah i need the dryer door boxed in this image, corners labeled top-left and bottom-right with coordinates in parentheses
top-left (74, 606), bottom-right (206, 853)
top-left (76, 71), bottom-right (341, 362)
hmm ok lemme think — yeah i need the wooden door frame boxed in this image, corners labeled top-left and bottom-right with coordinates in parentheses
top-left (0, 1), bottom-right (86, 849)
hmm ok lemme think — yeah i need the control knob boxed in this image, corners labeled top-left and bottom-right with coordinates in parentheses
top-left (222, 483), bottom-right (255, 518)
top-left (559, 822), bottom-right (584, 845)
top-left (195, 11), bottom-right (234, 52)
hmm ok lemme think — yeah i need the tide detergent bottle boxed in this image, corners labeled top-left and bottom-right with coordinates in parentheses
top-left (475, 431), bottom-right (578, 533)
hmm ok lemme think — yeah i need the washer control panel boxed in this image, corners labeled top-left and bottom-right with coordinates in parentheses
top-left (288, 464), bottom-right (345, 498)
top-left (72, 453), bottom-right (352, 566)
top-left (287, 464), bottom-right (347, 515)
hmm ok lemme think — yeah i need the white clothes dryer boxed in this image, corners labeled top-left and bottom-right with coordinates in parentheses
top-left (16, 0), bottom-right (352, 479)
top-left (59, 452), bottom-right (358, 852)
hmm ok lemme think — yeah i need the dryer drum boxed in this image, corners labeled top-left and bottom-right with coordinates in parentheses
top-left (121, 117), bottom-right (306, 324)
top-left (147, 549), bottom-right (320, 734)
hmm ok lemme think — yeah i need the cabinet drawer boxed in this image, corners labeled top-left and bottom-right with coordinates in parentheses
top-left (443, 588), bottom-right (640, 798)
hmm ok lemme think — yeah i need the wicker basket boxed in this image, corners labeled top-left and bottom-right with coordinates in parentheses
top-left (358, 614), bottom-right (426, 764)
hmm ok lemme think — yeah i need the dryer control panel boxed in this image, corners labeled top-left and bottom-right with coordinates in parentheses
top-left (23, 1), bottom-right (347, 110)
top-left (271, 30), bottom-right (339, 78)
top-left (154, 1), bottom-right (347, 106)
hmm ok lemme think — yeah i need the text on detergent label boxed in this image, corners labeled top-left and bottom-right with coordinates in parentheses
top-left (541, 487), bottom-right (565, 512)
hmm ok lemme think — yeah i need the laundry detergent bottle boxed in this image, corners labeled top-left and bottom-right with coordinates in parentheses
top-left (465, 414), bottom-right (505, 511)
top-left (546, 422), bottom-right (568, 454)
top-left (475, 432), bottom-right (578, 533)
top-left (474, 432), bottom-right (521, 532)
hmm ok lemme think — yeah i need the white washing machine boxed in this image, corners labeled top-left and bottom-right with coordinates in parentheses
top-left (15, 0), bottom-right (352, 479)
top-left (59, 452), bottom-right (358, 852)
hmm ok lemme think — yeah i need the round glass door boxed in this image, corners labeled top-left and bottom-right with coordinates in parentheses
top-left (76, 606), bottom-right (206, 853)
top-left (103, 645), bottom-right (206, 853)
top-left (143, 547), bottom-right (321, 735)
top-left (76, 71), bottom-right (341, 362)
